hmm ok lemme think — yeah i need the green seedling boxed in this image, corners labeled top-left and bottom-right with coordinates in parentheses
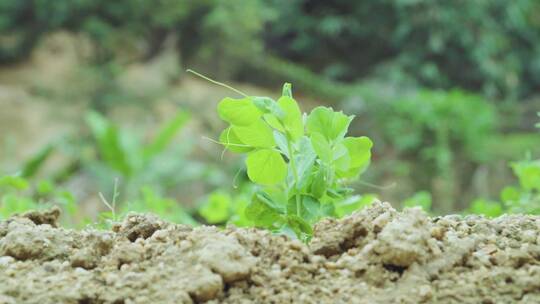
top-left (211, 80), bottom-right (373, 241)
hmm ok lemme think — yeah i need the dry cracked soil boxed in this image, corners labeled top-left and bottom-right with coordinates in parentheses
top-left (1, 202), bottom-right (540, 303)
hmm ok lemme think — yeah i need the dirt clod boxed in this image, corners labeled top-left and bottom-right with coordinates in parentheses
top-left (1, 203), bottom-right (540, 303)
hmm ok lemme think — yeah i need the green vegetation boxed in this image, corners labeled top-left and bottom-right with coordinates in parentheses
top-left (1, 1), bottom-right (540, 242)
top-left (0, 176), bottom-right (77, 225)
top-left (215, 83), bottom-right (372, 241)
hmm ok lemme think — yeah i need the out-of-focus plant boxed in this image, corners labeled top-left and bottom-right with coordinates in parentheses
top-left (0, 0), bottom-right (272, 79)
top-left (468, 118), bottom-right (540, 217)
top-left (500, 158), bottom-right (540, 214)
top-left (468, 198), bottom-right (504, 218)
top-left (265, 0), bottom-right (540, 100)
top-left (82, 110), bottom-right (201, 200)
top-left (198, 188), bottom-right (252, 227)
top-left (366, 89), bottom-right (497, 212)
top-left (402, 191), bottom-right (432, 213)
top-left (0, 175), bottom-right (79, 225)
top-left (122, 187), bottom-right (197, 225)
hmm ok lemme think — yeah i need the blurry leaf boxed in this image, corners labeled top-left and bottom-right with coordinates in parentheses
top-left (126, 187), bottom-right (197, 225)
top-left (287, 195), bottom-right (320, 222)
top-left (37, 179), bottom-right (55, 195)
top-left (199, 192), bottom-right (231, 224)
top-left (469, 199), bottom-right (503, 217)
top-left (143, 110), bottom-right (189, 161)
top-left (229, 196), bottom-right (251, 227)
top-left (86, 111), bottom-right (132, 176)
top-left (0, 176), bottom-right (29, 190)
top-left (500, 186), bottom-right (520, 203)
top-left (403, 191), bottom-right (432, 212)
top-left (309, 167), bottom-right (327, 198)
top-left (218, 97), bottom-right (262, 126)
top-left (0, 194), bottom-right (40, 219)
top-left (512, 160), bottom-right (540, 191)
top-left (245, 192), bottom-right (283, 228)
top-left (286, 215), bottom-right (313, 242)
top-left (21, 144), bottom-right (54, 178)
top-left (335, 194), bottom-right (376, 217)
top-left (246, 149), bottom-right (287, 185)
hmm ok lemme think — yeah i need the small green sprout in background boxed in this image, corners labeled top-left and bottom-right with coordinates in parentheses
top-left (214, 81), bottom-right (373, 241)
top-left (402, 191), bottom-right (432, 213)
top-left (0, 175), bottom-right (78, 226)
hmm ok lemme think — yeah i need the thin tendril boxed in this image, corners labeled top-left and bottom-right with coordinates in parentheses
top-left (186, 69), bottom-right (249, 97)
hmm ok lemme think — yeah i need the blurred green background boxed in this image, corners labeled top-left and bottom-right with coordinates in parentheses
top-left (1, 0), bottom-right (539, 226)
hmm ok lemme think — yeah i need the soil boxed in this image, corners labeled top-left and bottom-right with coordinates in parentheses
top-left (1, 202), bottom-right (540, 304)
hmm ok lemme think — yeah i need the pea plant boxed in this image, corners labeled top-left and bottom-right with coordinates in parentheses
top-left (215, 82), bottom-right (372, 241)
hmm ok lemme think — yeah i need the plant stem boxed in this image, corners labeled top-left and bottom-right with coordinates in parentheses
top-left (286, 137), bottom-right (301, 216)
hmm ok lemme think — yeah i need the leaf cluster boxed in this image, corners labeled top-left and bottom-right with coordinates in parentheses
top-left (217, 83), bottom-right (372, 241)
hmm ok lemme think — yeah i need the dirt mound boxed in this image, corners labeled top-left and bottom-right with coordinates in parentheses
top-left (1, 202), bottom-right (540, 303)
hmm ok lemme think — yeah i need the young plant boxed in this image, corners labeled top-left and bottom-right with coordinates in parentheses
top-left (216, 83), bottom-right (372, 241)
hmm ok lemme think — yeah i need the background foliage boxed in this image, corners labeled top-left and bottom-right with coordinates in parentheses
top-left (1, 0), bottom-right (539, 226)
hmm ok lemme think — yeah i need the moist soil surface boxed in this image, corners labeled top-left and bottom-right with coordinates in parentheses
top-left (1, 202), bottom-right (540, 304)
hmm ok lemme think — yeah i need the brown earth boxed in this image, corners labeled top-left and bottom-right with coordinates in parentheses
top-left (1, 202), bottom-right (540, 304)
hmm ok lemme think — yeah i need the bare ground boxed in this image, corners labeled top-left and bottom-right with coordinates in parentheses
top-left (1, 202), bottom-right (540, 304)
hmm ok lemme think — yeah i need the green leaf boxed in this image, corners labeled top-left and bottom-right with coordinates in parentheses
top-left (403, 191), bottom-right (432, 212)
top-left (246, 149), bottom-right (287, 185)
top-left (264, 114), bottom-right (285, 132)
top-left (219, 127), bottom-right (253, 153)
top-left (21, 144), bottom-right (54, 178)
top-left (286, 215), bottom-right (313, 242)
top-left (333, 143), bottom-right (351, 172)
top-left (86, 111), bottom-right (132, 176)
top-left (500, 186), bottom-right (520, 202)
top-left (0, 176), bottom-right (29, 190)
top-left (217, 97), bottom-right (262, 126)
top-left (234, 120), bottom-right (275, 148)
top-left (334, 194), bottom-right (376, 217)
top-left (245, 192), bottom-right (283, 228)
top-left (199, 192), bottom-right (231, 224)
top-left (273, 131), bottom-right (289, 157)
top-left (337, 137), bottom-right (373, 178)
top-left (469, 199), bottom-right (503, 218)
top-left (287, 195), bottom-right (321, 222)
top-left (343, 136), bottom-right (373, 169)
top-left (295, 137), bottom-right (317, 189)
top-left (252, 97), bottom-right (284, 119)
top-left (521, 166), bottom-right (540, 191)
top-left (306, 106), bottom-right (353, 141)
top-left (277, 96), bottom-right (303, 140)
top-left (310, 167), bottom-right (328, 198)
top-left (143, 110), bottom-right (189, 161)
top-left (310, 132), bottom-right (332, 163)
